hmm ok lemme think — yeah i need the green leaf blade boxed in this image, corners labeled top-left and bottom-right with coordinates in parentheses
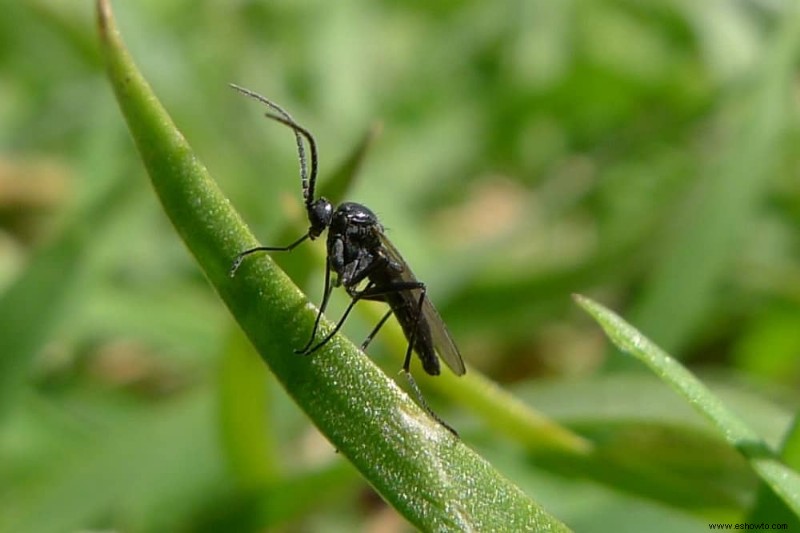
top-left (96, 0), bottom-right (568, 529)
top-left (575, 294), bottom-right (800, 518)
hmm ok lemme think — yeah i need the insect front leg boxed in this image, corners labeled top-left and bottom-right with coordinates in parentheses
top-left (300, 281), bottom-right (376, 355)
top-left (229, 233), bottom-right (311, 277)
top-left (296, 263), bottom-right (335, 354)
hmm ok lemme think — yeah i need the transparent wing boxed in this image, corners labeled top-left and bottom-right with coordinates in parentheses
top-left (379, 233), bottom-right (466, 376)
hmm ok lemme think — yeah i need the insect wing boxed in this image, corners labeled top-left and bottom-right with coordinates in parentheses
top-left (420, 295), bottom-right (466, 375)
top-left (378, 234), bottom-right (466, 376)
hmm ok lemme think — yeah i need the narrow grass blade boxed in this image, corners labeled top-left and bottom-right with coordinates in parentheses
top-left (575, 294), bottom-right (800, 518)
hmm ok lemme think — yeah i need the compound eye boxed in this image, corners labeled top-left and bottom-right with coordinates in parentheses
top-left (308, 198), bottom-right (333, 237)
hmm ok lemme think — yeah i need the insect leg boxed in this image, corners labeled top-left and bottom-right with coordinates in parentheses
top-left (229, 233), bottom-right (311, 277)
top-left (296, 263), bottom-right (335, 354)
top-left (299, 281), bottom-right (376, 356)
top-left (402, 284), bottom-right (426, 372)
top-left (355, 281), bottom-right (427, 369)
top-left (402, 369), bottom-right (458, 436)
top-left (302, 279), bottom-right (421, 356)
top-left (361, 309), bottom-right (393, 351)
top-left (356, 281), bottom-right (459, 435)
top-left (354, 281), bottom-right (427, 372)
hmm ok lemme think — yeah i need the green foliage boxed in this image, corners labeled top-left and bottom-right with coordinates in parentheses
top-left (94, 3), bottom-right (567, 530)
top-left (1, 0), bottom-right (799, 531)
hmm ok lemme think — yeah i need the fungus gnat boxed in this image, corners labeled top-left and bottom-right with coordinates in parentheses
top-left (228, 84), bottom-right (465, 434)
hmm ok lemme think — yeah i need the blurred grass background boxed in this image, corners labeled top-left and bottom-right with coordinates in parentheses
top-left (1, 0), bottom-right (799, 531)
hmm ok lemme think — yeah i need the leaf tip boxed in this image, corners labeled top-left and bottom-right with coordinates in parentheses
top-left (96, 0), bottom-right (113, 41)
top-left (571, 293), bottom-right (593, 313)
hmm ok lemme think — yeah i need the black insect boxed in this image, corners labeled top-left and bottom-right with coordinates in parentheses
top-left (229, 84), bottom-right (466, 434)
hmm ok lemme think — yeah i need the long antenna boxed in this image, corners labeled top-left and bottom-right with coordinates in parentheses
top-left (229, 84), bottom-right (319, 208)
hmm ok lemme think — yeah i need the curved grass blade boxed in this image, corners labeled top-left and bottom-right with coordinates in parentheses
top-left (96, 1), bottom-right (568, 529)
top-left (748, 415), bottom-right (800, 527)
top-left (575, 294), bottom-right (800, 518)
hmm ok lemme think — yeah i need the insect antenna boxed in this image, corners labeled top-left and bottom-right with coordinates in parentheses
top-left (228, 84), bottom-right (323, 278)
top-left (261, 112), bottom-right (319, 209)
top-left (229, 84), bottom-right (319, 209)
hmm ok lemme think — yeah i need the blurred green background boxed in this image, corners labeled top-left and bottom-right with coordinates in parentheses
top-left (2, 0), bottom-right (799, 531)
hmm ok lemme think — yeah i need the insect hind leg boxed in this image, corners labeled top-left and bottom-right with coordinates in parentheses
top-left (361, 309), bottom-right (393, 351)
top-left (402, 370), bottom-right (458, 436)
top-left (360, 281), bottom-right (459, 436)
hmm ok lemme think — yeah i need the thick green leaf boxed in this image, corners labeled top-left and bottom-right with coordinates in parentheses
top-left (96, 0), bottom-right (568, 530)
